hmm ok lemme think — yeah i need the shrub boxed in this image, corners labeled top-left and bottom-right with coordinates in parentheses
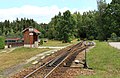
top-left (84, 38), bottom-right (87, 41)
top-left (62, 37), bottom-right (72, 43)
top-left (39, 39), bottom-right (43, 45)
top-left (110, 33), bottom-right (118, 42)
top-left (117, 37), bottom-right (120, 42)
top-left (0, 36), bottom-right (5, 49)
top-left (77, 38), bottom-right (80, 41)
top-left (88, 36), bottom-right (94, 40)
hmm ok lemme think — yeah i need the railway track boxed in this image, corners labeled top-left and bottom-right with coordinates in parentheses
top-left (44, 43), bottom-right (87, 78)
top-left (12, 41), bottom-right (88, 78)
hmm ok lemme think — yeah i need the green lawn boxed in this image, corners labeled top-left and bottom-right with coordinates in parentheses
top-left (78, 41), bottom-right (120, 78)
top-left (41, 39), bottom-right (79, 46)
top-left (0, 47), bottom-right (50, 72)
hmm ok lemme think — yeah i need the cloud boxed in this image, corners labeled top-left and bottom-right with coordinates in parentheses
top-left (0, 5), bottom-right (95, 23)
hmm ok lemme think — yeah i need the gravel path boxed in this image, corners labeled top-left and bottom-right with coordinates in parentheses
top-left (26, 49), bottom-right (60, 63)
top-left (0, 47), bottom-right (16, 54)
top-left (38, 46), bottom-right (65, 49)
top-left (109, 42), bottom-right (120, 49)
top-left (27, 45), bottom-right (70, 63)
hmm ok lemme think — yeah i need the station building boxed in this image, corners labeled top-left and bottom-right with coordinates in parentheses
top-left (22, 27), bottom-right (40, 48)
top-left (5, 27), bottom-right (40, 48)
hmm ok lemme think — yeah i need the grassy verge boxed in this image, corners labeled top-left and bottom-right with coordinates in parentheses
top-left (41, 39), bottom-right (79, 46)
top-left (78, 41), bottom-right (120, 78)
top-left (0, 47), bottom-right (50, 72)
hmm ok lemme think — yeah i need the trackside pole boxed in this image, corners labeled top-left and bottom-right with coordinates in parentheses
top-left (83, 41), bottom-right (88, 68)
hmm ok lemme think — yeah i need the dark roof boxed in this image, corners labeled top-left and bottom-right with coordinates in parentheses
top-left (22, 28), bottom-right (40, 34)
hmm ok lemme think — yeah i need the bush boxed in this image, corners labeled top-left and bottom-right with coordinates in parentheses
top-left (62, 37), bottom-right (72, 43)
top-left (84, 38), bottom-right (87, 41)
top-left (117, 37), bottom-right (120, 42)
top-left (77, 38), bottom-right (80, 41)
top-left (88, 36), bottom-right (94, 40)
top-left (39, 39), bottom-right (43, 45)
top-left (0, 36), bottom-right (5, 49)
top-left (110, 33), bottom-right (118, 42)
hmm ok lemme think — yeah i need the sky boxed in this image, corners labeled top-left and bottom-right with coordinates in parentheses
top-left (0, 0), bottom-right (112, 23)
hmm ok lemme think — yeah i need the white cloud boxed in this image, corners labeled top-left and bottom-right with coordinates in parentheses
top-left (0, 5), bottom-right (95, 23)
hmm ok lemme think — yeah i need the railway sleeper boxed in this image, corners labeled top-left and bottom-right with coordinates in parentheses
top-left (47, 52), bottom-right (69, 67)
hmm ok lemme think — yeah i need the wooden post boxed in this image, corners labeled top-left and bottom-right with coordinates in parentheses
top-left (83, 41), bottom-right (88, 68)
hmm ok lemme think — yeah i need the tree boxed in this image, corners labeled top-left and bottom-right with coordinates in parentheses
top-left (101, 0), bottom-right (120, 40)
top-left (78, 11), bottom-right (98, 40)
top-left (61, 10), bottom-right (77, 42)
top-left (0, 18), bottom-right (42, 38)
top-left (47, 15), bottom-right (58, 39)
top-left (47, 10), bottom-right (77, 42)
top-left (97, 0), bottom-right (107, 40)
top-left (0, 36), bottom-right (5, 49)
top-left (73, 12), bottom-right (82, 38)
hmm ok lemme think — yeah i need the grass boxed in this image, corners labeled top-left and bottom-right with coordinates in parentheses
top-left (0, 47), bottom-right (50, 72)
top-left (78, 41), bottom-right (120, 78)
top-left (41, 39), bottom-right (79, 46)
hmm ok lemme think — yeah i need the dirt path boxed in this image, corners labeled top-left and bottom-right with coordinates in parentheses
top-left (0, 47), bottom-right (16, 54)
top-left (109, 42), bottom-right (120, 49)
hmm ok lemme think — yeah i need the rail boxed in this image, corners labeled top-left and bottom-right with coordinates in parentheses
top-left (23, 41), bottom-right (84, 78)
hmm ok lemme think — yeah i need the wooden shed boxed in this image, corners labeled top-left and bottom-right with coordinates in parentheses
top-left (5, 38), bottom-right (24, 47)
top-left (22, 27), bottom-right (40, 47)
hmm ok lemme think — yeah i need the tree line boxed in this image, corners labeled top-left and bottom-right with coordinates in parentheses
top-left (0, 0), bottom-right (120, 42)
top-left (45, 0), bottom-right (120, 42)
top-left (0, 18), bottom-right (44, 38)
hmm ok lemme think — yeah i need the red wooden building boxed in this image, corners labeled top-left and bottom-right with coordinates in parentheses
top-left (22, 27), bottom-right (40, 47)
